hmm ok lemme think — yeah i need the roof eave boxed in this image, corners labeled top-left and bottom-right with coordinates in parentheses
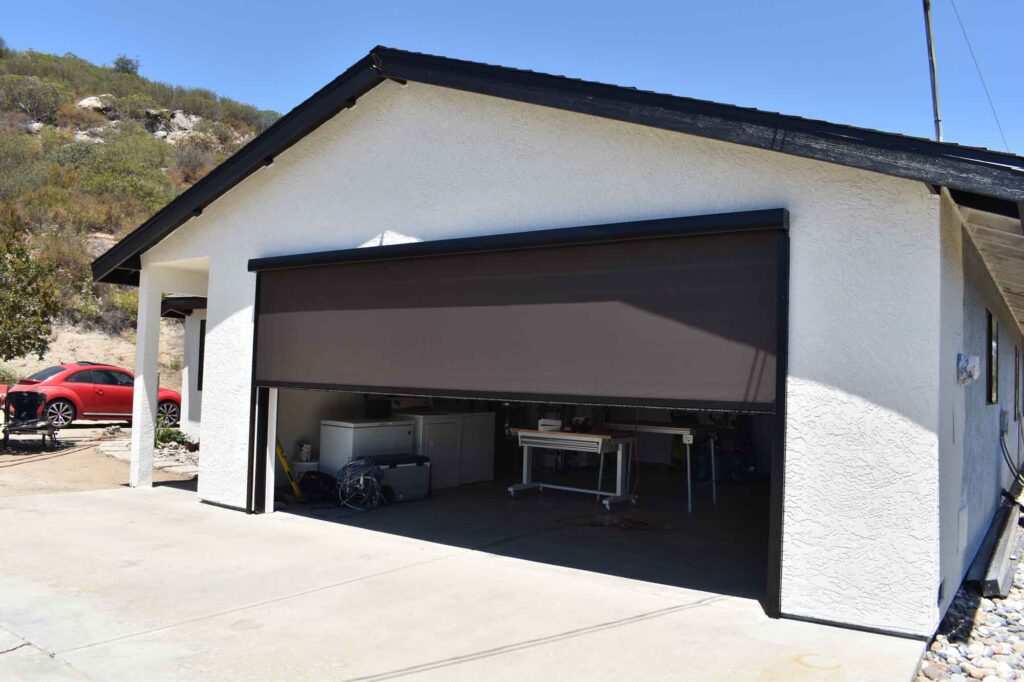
top-left (92, 46), bottom-right (1024, 286)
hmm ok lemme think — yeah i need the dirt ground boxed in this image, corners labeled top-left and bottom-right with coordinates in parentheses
top-left (2, 320), bottom-right (185, 393)
top-left (0, 423), bottom-right (193, 498)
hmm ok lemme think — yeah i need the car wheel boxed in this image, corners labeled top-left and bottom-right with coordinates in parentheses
top-left (44, 399), bottom-right (76, 428)
top-left (157, 400), bottom-right (180, 427)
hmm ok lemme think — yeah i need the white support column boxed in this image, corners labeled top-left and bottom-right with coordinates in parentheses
top-left (129, 269), bottom-right (161, 488)
top-left (179, 311), bottom-right (205, 439)
top-left (264, 388), bottom-right (278, 513)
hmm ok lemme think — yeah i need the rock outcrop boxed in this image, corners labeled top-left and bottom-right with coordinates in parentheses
top-left (76, 95), bottom-right (115, 114)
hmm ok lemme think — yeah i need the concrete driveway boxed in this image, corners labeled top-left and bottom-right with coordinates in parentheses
top-left (0, 486), bottom-right (923, 681)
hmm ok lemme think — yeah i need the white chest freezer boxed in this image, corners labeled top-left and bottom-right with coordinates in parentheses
top-left (319, 418), bottom-right (415, 477)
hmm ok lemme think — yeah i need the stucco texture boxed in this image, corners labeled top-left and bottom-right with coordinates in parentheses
top-left (142, 80), bottom-right (941, 633)
top-left (959, 220), bottom-right (1024, 580)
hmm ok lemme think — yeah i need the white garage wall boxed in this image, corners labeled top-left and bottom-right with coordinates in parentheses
top-left (959, 223), bottom-right (1024, 587)
top-left (142, 80), bottom-right (941, 634)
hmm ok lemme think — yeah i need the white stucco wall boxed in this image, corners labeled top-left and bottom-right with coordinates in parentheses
top-left (938, 193), bottom-right (967, 617)
top-left (142, 80), bottom-right (941, 633)
top-left (959, 219), bottom-right (1024, 579)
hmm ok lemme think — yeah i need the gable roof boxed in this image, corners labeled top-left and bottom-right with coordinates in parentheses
top-left (92, 46), bottom-right (1024, 285)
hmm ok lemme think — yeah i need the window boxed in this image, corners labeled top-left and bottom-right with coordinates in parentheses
top-left (1016, 346), bottom-right (1021, 421)
top-left (987, 310), bottom-right (999, 405)
top-left (66, 370), bottom-right (94, 384)
top-left (93, 370), bottom-right (133, 386)
top-left (27, 366), bottom-right (64, 382)
top-left (112, 371), bottom-right (134, 387)
top-left (197, 319), bottom-right (206, 392)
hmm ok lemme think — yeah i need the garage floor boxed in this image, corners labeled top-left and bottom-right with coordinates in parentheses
top-left (291, 467), bottom-right (769, 603)
top-left (0, 484), bottom-right (924, 681)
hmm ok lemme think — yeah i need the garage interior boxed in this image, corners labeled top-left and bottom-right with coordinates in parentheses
top-left (249, 210), bottom-right (788, 609)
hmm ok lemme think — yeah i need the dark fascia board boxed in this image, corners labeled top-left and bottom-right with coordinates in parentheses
top-left (253, 380), bottom-right (775, 414)
top-left (248, 208), bottom-right (787, 272)
top-left (94, 45), bottom-right (1024, 285)
top-left (372, 48), bottom-right (1024, 203)
top-left (949, 189), bottom-right (1021, 220)
top-left (161, 296), bottom-right (208, 319)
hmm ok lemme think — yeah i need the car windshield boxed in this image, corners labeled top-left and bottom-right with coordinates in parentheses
top-left (25, 366), bottom-right (65, 382)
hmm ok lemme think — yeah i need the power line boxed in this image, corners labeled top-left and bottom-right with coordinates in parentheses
top-left (949, 0), bottom-right (1010, 152)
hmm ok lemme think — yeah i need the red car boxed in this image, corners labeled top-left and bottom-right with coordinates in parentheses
top-left (0, 362), bottom-right (180, 428)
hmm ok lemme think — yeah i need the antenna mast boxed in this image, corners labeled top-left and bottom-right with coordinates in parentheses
top-left (923, 0), bottom-right (943, 141)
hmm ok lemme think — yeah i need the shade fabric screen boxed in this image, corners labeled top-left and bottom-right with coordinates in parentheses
top-left (254, 229), bottom-right (782, 411)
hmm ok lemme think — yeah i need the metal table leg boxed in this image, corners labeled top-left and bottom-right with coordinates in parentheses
top-left (710, 435), bottom-right (717, 505)
top-left (508, 445), bottom-right (541, 498)
top-left (686, 441), bottom-right (693, 514)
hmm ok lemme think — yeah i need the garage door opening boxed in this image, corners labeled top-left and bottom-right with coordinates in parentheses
top-left (246, 209), bottom-right (788, 614)
top-left (267, 387), bottom-right (774, 604)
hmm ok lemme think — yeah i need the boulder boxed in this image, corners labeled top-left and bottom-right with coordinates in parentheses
top-left (25, 121), bottom-right (44, 134)
top-left (73, 129), bottom-right (104, 144)
top-left (144, 108), bottom-right (203, 142)
top-left (169, 110), bottom-right (201, 132)
top-left (77, 95), bottom-right (115, 114)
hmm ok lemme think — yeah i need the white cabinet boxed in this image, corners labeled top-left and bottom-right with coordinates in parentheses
top-left (395, 411), bottom-right (495, 489)
top-left (421, 419), bottom-right (461, 489)
top-left (459, 413), bottom-right (496, 484)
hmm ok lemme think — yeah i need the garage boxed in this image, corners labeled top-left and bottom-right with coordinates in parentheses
top-left (246, 209), bottom-right (788, 612)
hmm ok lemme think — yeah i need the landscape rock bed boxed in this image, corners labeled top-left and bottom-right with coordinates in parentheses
top-left (154, 442), bottom-right (199, 467)
top-left (917, 558), bottom-right (1024, 681)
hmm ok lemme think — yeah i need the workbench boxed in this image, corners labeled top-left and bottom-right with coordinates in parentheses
top-left (507, 429), bottom-right (637, 510)
top-left (603, 421), bottom-right (714, 514)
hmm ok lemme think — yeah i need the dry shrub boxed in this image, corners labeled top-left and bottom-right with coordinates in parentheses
top-left (55, 102), bottom-right (108, 129)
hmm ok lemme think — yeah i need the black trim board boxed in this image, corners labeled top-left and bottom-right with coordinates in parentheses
top-left (249, 208), bottom-right (788, 272)
top-left (244, 273), bottom-right (264, 514)
top-left (160, 296), bottom-right (208, 319)
top-left (93, 47), bottom-right (1024, 285)
top-left (765, 231), bottom-right (790, 618)
top-left (374, 48), bottom-right (1024, 203)
top-left (252, 380), bottom-right (776, 414)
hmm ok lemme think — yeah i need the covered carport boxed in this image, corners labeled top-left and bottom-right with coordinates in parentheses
top-left (244, 208), bottom-right (789, 613)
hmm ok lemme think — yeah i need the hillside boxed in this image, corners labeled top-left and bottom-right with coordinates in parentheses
top-left (0, 38), bottom-right (278, 384)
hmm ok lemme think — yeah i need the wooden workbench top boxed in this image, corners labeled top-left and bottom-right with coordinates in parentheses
top-left (509, 428), bottom-right (613, 440)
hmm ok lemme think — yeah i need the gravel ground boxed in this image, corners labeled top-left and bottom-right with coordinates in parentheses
top-left (154, 442), bottom-right (199, 467)
top-left (918, 557), bottom-right (1024, 681)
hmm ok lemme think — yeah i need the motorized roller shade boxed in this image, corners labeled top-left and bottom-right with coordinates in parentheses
top-left (252, 211), bottom-right (786, 411)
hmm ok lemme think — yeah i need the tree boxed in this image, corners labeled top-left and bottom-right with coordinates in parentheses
top-left (112, 55), bottom-right (140, 75)
top-left (0, 36), bottom-right (9, 59)
top-left (0, 225), bottom-right (60, 361)
top-left (0, 75), bottom-right (69, 123)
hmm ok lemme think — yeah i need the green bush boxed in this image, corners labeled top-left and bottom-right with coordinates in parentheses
top-left (155, 425), bottom-right (194, 446)
top-left (113, 92), bottom-right (158, 121)
top-left (0, 134), bottom-right (45, 200)
top-left (94, 284), bottom-right (137, 332)
top-left (0, 363), bottom-right (19, 385)
top-left (79, 124), bottom-right (174, 211)
top-left (174, 142), bottom-right (212, 183)
top-left (53, 142), bottom-right (96, 167)
top-left (196, 119), bottom-right (233, 145)
top-left (0, 75), bottom-right (69, 122)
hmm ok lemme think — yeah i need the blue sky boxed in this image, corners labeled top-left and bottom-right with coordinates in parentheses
top-left (4, 0), bottom-right (1021, 153)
